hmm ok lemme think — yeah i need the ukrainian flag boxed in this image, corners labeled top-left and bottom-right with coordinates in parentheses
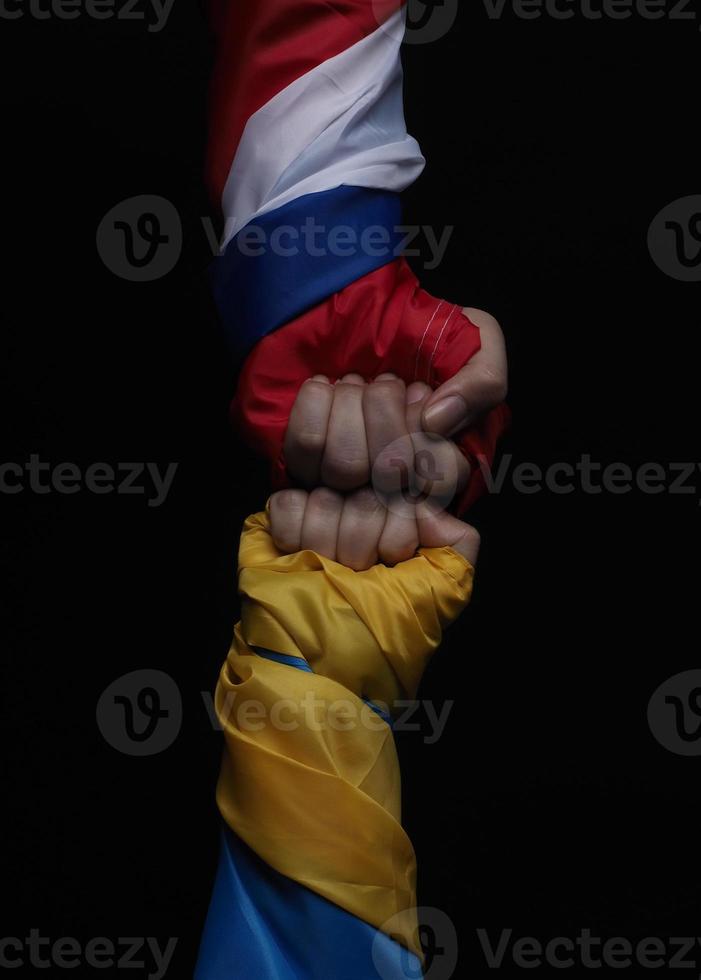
top-left (196, 509), bottom-right (474, 977)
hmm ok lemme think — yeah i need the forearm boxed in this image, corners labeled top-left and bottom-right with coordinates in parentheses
top-left (211, 505), bottom-right (474, 959)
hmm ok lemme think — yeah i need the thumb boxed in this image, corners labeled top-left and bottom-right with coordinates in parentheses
top-left (421, 308), bottom-right (507, 437)
top-left (416, 502), bottom-right (480, 565)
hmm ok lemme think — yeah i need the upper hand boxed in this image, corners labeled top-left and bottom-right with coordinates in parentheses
top-left (283, 309), bottom-right (507, 498)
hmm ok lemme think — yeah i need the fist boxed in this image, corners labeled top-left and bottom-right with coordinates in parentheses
top-left (269, 487), bottom-right (480, 571)
top-left (231, 255), bottom-right (509, 515)
top-left (284, 374), bottom-right (470, 499)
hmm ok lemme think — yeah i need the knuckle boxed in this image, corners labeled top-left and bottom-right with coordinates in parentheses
top-left (299, 377), bottom-right (332, 397)
top-left (345, 555), bottom-right (373, 572)
top-left (343, 559), bottom-right (363, 572)
top-left (308, 486), bottom-right (343, 512)
top-left (287, 427), bottom-right (327, 457)
top-left (372, 442), bottom-right (413, 490)
top-left (379, 548), bottom-right (414, 567)
top-left (378, 539), bottom-right (417, 567)
top-left (271, 529), bottom-right (298, 553)
top-left (322, 453), bottom-right (368, 491)
top-left (363, 378), bottom-right (404, 408)
top-left (271, 489), bottom-right (307, 513)
top-left (349, 487), bottom-right (384, 515)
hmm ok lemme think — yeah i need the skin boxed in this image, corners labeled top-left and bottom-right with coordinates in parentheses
top-left (276, 308), bottom-right (506, 568)
top-left (283, 308), bottom-right (507, 492)
top-left (422, 308), bottom-right (508, 437)
top-left (271, 380), bottom-right (485, 568)
top-left (270, 488), bottom-right (481, 569)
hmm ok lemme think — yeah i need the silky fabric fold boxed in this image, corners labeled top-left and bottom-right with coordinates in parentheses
top-left (213, 508), bottom-right (475, 959)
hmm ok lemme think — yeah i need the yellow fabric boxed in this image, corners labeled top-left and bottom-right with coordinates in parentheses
top-left (215, 508), bottom-right (475, 958)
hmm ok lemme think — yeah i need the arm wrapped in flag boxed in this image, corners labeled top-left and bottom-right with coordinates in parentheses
top-left (198, 1), bottom-right (503, 974)
top-left (207, 0), bottom-right (508, 512)
top-left (196, 506), bottom-right (475, 978)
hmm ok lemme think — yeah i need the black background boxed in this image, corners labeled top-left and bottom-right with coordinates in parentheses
top-left (2, 1), bottom-right (700, 976)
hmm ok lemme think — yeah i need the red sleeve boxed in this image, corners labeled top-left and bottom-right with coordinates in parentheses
top-left (232, 258), bottom-right (509, 513)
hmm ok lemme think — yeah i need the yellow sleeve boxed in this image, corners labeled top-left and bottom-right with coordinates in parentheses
top-left (215, 507), bottom-right (475, 958)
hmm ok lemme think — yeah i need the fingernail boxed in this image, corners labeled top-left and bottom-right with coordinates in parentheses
top-left (422, 395), bottom-right (469, 436)
top-left (406, 383), bottom-right (427, 404)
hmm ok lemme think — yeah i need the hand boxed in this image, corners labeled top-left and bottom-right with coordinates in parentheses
top-left (420, 308), bottom-right (508, 437)
top-left (282, 309), bottom-right (506, 499)
top-left (283, 374), bottom-right (469, 494)
top-left (269, 487), bottom-right (480, 571)
top-left (221, 495), bottom-right (479, 955)
top-left (232, 257), bottom-right (510, 517)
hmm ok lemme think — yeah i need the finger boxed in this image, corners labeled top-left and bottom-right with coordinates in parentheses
top-left (336, 487), bottom-right (387, 571)
top-left (416, 501), bottom-right (481, 565)
top-left (321, 375), bottom-right (369, 491)
top-left (421, 309), bottom-right (508, 437)
top-left (269, 489), bottom-right (308, 554)
top-left (406, 383), bottom-right (470, 505)
top-left (364, 374), bottom-right (414, 495)
top-left (377, 494), bottom-right (419, 566)
top-left (405, 381), bottom-right (433, 431)
top-left (300, 487), bottom-right (343, 560)
top-left (284, 377), bottom-right (334, 487)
